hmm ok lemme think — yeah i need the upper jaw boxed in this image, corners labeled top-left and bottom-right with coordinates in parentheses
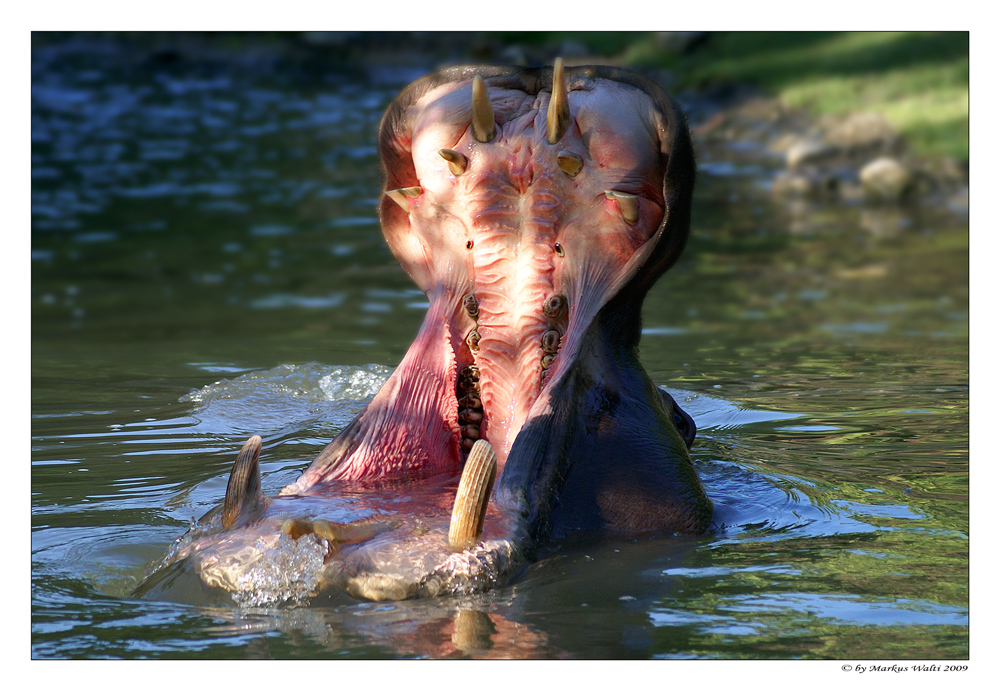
top-left (375, 64), bottom-right (680, 475)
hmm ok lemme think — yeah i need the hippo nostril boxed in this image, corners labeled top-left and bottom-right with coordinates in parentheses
top-left (448, 440), bottom-right (497, 552)
top-left (466, 239), bottom-right (474, 250)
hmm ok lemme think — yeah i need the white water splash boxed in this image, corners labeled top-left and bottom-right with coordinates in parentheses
top-left (182, 362), bottom-right (392, 405)
top-left (227, 533), bottom-right (330, 608)
top-left (178, 362), bottom-right (393, 438)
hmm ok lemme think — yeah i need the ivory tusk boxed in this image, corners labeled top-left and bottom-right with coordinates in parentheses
top-left (448, 439), bottom-right (497, 551)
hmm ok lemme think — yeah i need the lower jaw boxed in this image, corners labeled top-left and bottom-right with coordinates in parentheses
top-left (196, 475), bottom-right (528, 604)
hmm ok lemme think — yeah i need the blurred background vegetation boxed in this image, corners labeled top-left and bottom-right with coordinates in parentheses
top-left (509, 31), bottom-right (969, 161)
top-left (35, 31), bottom-right (966, 161)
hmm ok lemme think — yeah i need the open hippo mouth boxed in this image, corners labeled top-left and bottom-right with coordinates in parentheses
top-left (135, 61), bottom-right (713, 605)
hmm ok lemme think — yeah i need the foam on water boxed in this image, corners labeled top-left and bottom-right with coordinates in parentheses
top-left (176, 362), bottom-right (394, 438)
top-left (181, 362), bottom-right (392, 405)
top-left (229, 533), bottom-right (330, 607)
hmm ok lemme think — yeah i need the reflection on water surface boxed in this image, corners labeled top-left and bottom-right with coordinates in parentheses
top-left (31, 34), bottom-right (968, 659)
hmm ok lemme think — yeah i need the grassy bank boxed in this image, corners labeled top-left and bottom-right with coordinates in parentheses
top-left (512, 32), bottom-right (969, 162)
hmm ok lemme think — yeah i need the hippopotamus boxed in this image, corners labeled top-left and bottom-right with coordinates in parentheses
top-left (135, 60), bottom-right (713, 605)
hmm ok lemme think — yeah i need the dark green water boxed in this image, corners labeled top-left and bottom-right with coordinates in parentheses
top-left (31, 35), bottom-right (968, 659)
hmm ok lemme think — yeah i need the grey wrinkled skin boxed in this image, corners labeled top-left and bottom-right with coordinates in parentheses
top-left (135, 63), bottom-right (713, 606)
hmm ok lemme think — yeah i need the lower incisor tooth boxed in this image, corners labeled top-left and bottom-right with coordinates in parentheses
top-left (281, 517), bottom-right (314, 540)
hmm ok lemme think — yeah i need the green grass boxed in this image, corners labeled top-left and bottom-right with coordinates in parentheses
top-left (641, 32), bottom-right (969, 161)
top-left (508, 32), bottom-right (969, 162)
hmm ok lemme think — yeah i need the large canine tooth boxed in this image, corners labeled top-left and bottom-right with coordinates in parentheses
top-left (471, 75), bottom-right (496, 143)
top-left (438, 148), bottom-right (468, 176)
top-left (547, 57), bottom-right (570, 145)
top-left (605, 190), bottom-right (639, 225)
top-left (222, 436), bottom-right (264, 530)
top-left (385, 186), bottom-right (422, 212)
top-left (448, 439), bottom-right (497, 551)
top-left (557, 150), bottom-right (583, 177)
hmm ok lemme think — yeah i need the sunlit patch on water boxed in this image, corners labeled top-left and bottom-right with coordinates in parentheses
top-left (663, 387), bottom-right (942, 543)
